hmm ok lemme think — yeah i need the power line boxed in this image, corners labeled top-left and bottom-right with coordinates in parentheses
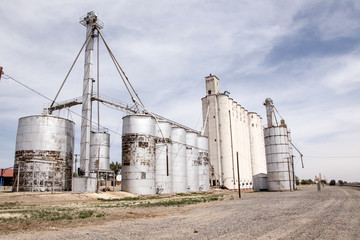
top-left (3, 73), bottom-right (124, 137)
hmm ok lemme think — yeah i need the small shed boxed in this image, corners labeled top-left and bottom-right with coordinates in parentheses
top-left (0, 169), bottom-right (13, 186)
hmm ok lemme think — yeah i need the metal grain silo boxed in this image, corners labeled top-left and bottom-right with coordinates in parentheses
top-left (171, 127), bottom-right (187, 193)
top-left (217, 94), bottom-right (233, 189)
top-left (198, 135), bottom-right (209, 191)
top-left (89, 131), bottom-right (110, 172)
top-left (155, 121), bottom-right (172, 194)
top-left (14, 115), bottom-right (74, 192)
top-left (186, 131), bottom-right (199, 192)
top-left (264, 126), bottom-right (292, 191)
top-left (121, 114), bottom-right (156, 195)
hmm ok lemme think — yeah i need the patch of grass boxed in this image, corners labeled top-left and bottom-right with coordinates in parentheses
top-left (0, 202), bottom-right (18, 209)
top-left (51, 214), bottom-right (73, 221)
top-left (97, 197), bottom-right (140, 202)
top-left (78, 210), bottom-right (94, 219)
top-left (95, 213), bottom-right (106, 218)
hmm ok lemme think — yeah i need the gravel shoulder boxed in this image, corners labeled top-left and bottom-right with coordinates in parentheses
top-left (1, 185), bottom-right (359, 240)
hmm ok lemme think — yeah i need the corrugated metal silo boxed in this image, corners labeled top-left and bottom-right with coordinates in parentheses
top-left (171, 127), bottom-right (187, 193)
top-left (243, 109), bottom-right (253, 189)
top-left (14, 115), bottom-right (74, 192)
top-left (89, 131), bottom-right (110, 172)
top-left (198, 135), bottom-right (209, 191)
top-left (121, 114), bottom-right (156, 195)
top-left (186, 131), bottom-right (199, 192)
top-left (155, 121), bottom-right (172, 194)
top-left (264, 126), bottom-right (292, 191)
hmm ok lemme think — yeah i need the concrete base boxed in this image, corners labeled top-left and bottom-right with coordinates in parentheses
top-left (72, 177), bottom-right (97, 192)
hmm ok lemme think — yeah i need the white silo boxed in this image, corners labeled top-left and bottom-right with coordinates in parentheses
top-left (171, 127), bottom-right (187, 193)
top-left (243, 109), bottom-right (253, 189)
top-left (186, 131), bottom-right (199, 192)
top-left (89, 131), bottom-right (110, 172)
top-left (198, 135), bottom-right (209, 191)
top-left (155, 121), bottom-right (172, 194)
top-left (248, 113), bottom-right (267, 191)
top-left (217, 94), bottom-right (233, 189)
top-left (263, 98), bottom-right (292, 191)
top-left (14, 115), bottom-right (75, 192)
top-left (121, 114), bottom-right (156, 195)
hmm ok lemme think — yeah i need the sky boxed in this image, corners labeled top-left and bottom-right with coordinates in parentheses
top-left (0, 0), bottom-right (359, 182)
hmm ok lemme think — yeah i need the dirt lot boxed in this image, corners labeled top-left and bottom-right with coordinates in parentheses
top-left (0, 185), bottom-right (359, 240)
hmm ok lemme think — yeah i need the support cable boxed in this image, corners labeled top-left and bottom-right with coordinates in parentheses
top-left (49, 32), bottom-right (92, 112)
top-left (97, 29), bottom-right (145, 109)
top-left (97, 29), bottom-right (100, 131)
top-left (96, 30), bottom-right (136, 108)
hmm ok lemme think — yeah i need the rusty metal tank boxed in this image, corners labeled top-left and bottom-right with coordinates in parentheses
top-left (14, 115), bottom-right (75, 192)
top-left (197, 135), bottom-right (209, 191)
top-left (89, 131), bottom-right (110, 172)
top-left (121, 114), bottom-right (156, 195)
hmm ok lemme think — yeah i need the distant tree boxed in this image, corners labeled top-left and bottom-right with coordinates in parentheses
top-left (110, 161), bottom-right (122, 186)
top-left (338, 180), bottom-right (344, 186)
top-left (320, 179), bottom-right (327, 184)
top-left (329, 180), bottom-right (336, 186)
top-left (300, 179), bottom-right (314, 185)
top-left (295, 176), bottom-right (300, 185)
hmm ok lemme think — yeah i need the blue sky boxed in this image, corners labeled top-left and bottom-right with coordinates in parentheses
top-left (1, 0), bottom-right (359, 182)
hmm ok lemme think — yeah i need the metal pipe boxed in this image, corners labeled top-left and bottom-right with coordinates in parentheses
top-left (236, 152), bottom-right (241, 198)
top-left (229, 110), bottom-right (235, 189)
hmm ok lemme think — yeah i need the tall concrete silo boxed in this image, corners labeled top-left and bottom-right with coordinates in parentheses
top-left (171, 127), bottom-right (187, 193)
top-left (186, 130), bottom-right (199, 192)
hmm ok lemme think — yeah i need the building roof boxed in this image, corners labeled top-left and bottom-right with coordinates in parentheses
top-left (0, 169), bottom-right (13, 177)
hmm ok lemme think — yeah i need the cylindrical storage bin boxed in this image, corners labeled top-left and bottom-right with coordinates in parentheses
top-left (171, 127), bottom-right (187, 193)
top-left (264, 126), bottom-right (292, 191)
top-left (155, 121), bottom-right (172, 194)
top-left (198, 135), bottom-right (209, 191)
top-left (14, 115), bottom-right (75, 192)
top-left (248, 113), bottom-right (267, 191)
top-left (121, 114), bottom-right (156, 195)
top-left (90, 131), bottom-right (110, 172)
top-left (186, 131), bottom-right (199, 192)
top-left (217, 94), bottom-right (234, 189)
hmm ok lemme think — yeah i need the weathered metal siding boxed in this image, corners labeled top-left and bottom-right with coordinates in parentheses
top-left (171, 127), bottom-right (187, 193)
top-left (14, 115), bottom-right (74, 192)
top-left (264, 126), bottom-right (292, 191)
top-left (121, 114), bottom-right (156, 195)
top-left (155, 121), bottom-right (172, 194)
top-left (198, 135), bottom-right (209, 191)
top-left (89, 132), bottom-right (110, 172)
top-left (186, 131), bottom-right (199, 192)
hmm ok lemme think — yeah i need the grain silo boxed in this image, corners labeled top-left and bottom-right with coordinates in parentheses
top-left (263, 98), bottom-right (293, 191)
top-left (171, 127), bottom-right (187, 193)
top-left (198, 135), bottom-right (209, 191)
top-left (89, 131), bottom-right (110, 172)
top-left (13, 115), bottom-right (74, 192)
top-left (217, 94), bottom-right (233, 189)
top-left (155, 121), bottom-right (172, 194)
top-left (121, 114), bottom-right (156, 195)
top-left (186, 130), bottom-right (199, 192)
top-left (248, 112), bottom-right (268, 191)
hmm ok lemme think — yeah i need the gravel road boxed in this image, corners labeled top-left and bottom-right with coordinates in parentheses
top-left (3, 186), bottom-right (360, 240)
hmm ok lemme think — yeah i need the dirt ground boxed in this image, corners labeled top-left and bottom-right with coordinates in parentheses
top-left (1, 185), bottom-right (359, 240)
